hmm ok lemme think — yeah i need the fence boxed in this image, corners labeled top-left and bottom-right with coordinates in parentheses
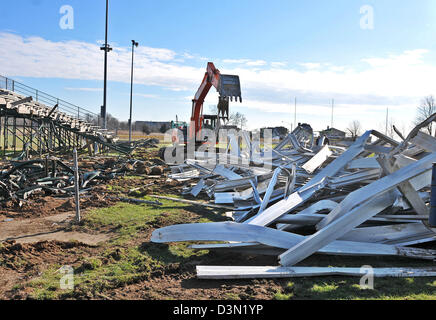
top-left (0, 75), bottom-right (100, 125)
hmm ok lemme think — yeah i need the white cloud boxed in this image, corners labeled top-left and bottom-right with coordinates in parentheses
top-left (362, 49), bottom-right (429, 68)
top-left (271, 62), bottom-right (287, 68)
top-left (182, 52), bottom-right (195, 59)
top-left (135, 46), bottom-right (177, 61)
top-left (245, 60), bottom-right (267, 67)
top-left (0, 32), bottom-right (202, 92)
top-left (65, 87), bottom-right (102, 92)
top-left (222, 58), bottom-right (267, 67)
top-left (299, 62), bottom-right (322, 70)
top-left (0, 32), bottom-right (433, 131)
top-left (222, 59), bottom-right (251, 64)
top-left (134, 93), bottom-right (158, 98)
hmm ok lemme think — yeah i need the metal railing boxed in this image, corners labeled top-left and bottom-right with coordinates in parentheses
top-left (0, 75), bottom-right (100, 125)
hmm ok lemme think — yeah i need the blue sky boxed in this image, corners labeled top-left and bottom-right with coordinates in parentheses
top-left (1, 0), bottom-right (436, 133)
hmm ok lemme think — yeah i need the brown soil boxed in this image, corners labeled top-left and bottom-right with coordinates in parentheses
top-left (110, 272), bottom-right (283, 300)
top-left (0, 240), bottom-right (99, 299)
top-left (0, 147), bottom-right (288, 300)
top-left (0, 211), bottom-right (112, 245)
top-left (0, 192), bottom-right (117, 221)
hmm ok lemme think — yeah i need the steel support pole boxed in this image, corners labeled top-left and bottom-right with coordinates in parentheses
top-left (73, 148), bottom-right (81, 223)
top-left (429, 163), bottom-right (436, 227)
top-left (129, 40), bottom-right (138, 143)
top-left (100, 0), bottom-right (111, 130)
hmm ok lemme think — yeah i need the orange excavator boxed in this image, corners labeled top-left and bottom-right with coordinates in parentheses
top-left (163, 62), bottom-right (242, 157)
top-left (188, 62), bottom-right (242, 145)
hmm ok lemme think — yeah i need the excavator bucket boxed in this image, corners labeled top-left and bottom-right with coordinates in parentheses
top-left (218, 75), bottom-right (242, 102)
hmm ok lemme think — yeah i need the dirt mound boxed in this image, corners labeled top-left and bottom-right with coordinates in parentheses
top-left (56, 199), bottom-right (74, 212)
top-left (0, 240), bottom-right (93, 272)
top-left (81, 193), bottom-right (116, 209)
top-left (0, 192), bottom-right (116, 220)
top-left (0, 197), bottom-right (72, 219)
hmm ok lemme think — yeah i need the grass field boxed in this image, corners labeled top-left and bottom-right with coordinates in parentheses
top-left (115, 131), bottom-right (165, 142)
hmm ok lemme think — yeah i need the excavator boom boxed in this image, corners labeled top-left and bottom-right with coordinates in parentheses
top-left (190, 62), bottom-right (242, 142)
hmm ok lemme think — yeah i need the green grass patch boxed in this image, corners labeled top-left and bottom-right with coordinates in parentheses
top-left (122, 175), bottom-right (144, 180)
top-left (27, 241), bottom-right (210, 300)
top-left (83, 200), bottom-right (188, 244)
top-left (224, 293), bottom-right (240, 300)
top-left (106, 185), bottom-right (124, 192)
top-left (24, 197), bottom-right (226, 299)
top-left (273, 276), bottom-right (436, 300)
top-left (311, 283), bottom-right (339, 293)
top-left (274, 291), bottom-right (294, 300)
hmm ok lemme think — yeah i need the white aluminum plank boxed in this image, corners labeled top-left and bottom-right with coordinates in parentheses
top-left (328, 169), bottom-right (381, 188)
top-left (378, 156), bottom-right (429, 216)
top-left (190, 179), bottom-right (205, 197)
top-left (214, 192), bottom-right (238, 204)
top-left (276, 200), bottom-right (338, 230)
top-left (302, 145), bottom-right (333, 174)
top-left (213, 165), bottom-right (243, 180)
top-left (341, 223), bottom-right (434, 244)
top-left (280, 152), bottom-right (436, 267)
top-left (189, 242), bottom-right (260, 249)
top-left (247, 131), bottom-right (372, 227)
top-left (197, 266), bottom-right (436, 280)
top-left (410, 131), bottom-right (436, 153)
top-left (151, 222), bottom-right (436, 260)
top-left (347, 157), bottom-right (381, 170)
top-left (394, 155), bottom-right (431, 191)
top-left (257, 167), bottom-right (282, 214)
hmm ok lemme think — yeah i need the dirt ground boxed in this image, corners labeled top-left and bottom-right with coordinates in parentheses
top-left (0, 147), bottom-right (290, 300)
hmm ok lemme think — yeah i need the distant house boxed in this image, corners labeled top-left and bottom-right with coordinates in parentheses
top-left (320, 126), bottom-right (346, 140)
top-left (134, 121), bottom-right (171, 133)
top-left (221, 124), bottom-right (239, 131)
top-left (260, 126), bottom-right (289, 139)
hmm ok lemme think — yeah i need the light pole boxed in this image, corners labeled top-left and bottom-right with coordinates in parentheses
top-left (331, 98), bottom-right (335, 129)
top-left (294, 97), bottom-right (297, 132)
top-left (129, 40), bottom-right (139, 143)
top-left (100, 0), bottom-right (112, 130)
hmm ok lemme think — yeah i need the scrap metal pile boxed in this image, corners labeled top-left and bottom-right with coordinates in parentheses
top-left (0, 154), bottom-right (163, 205)
top-left (114, 138), bottom-right (160, 154)
top-left (152, 116), bottom-right (436, 279)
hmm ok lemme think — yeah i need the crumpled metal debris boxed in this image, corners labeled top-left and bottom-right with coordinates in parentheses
top-left (152, 117), bottom-right (436, 279)
top-left (0, 151), bottom-right (165, 206)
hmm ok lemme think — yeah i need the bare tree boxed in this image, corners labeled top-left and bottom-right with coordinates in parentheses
top-left (142, 124), bottom-right (151, 135)
top-left (208, 105), bottom-right (218, 115)
top-left (376, 118), bottom-right (397, 139)
top-left (415, 96), bottom-right (436, 135)
top-left (229, 112), bottom-right (247, 129)
top-left (106, 113), bottom-right (120, 131)
top-left (346, 120), bottom-right (362, 138)
top-left (386, 118), bottom-right (396, 139)
top-left (160, 123), bottom-right (170, 133)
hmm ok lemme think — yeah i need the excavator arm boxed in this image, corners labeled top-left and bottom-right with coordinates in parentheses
top-left (189, 62), bottom-right (242, 142)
